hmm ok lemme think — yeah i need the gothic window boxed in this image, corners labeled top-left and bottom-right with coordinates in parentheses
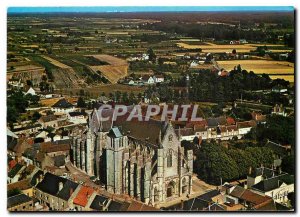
top-left (167, 181), bottom-right (175, 197)
top-left (168, 134), bottom-right (173, 142)
top-left (167, 150), bottom-right (172, 167)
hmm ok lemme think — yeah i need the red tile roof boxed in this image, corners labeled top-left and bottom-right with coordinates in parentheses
top-left (8, 160), bottom-right (17, 170)
top-left (240, 190), bottom-right (271, 205)
top-left (226, 117), bottom-right (236, 125)
top-left (73, 186), bottom-right (95, 207)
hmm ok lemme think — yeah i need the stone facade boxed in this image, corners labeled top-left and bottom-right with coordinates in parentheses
top-left (70, 108), bottom-right (193, 205)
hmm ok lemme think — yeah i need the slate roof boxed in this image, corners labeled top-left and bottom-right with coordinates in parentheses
top-left (248, 167), bottom-right (278, 179)
top-left (203, 203), bottom-right (225, 211)
top-left (69, 111), bottom-right (86, 117)
top-left (52, 98), bottom-right (74, 109)
top-left (36, 172), bottom-right (78, 201)
top-left (166, 198), bottom-right (208, 211)
top-left (108, 127), bottom-right (123, 138)
top-left (207, 117), bottom-right (227, 127)
top-left (91, 106), bottom-right (169, 146)
top-left (40, 115), bottom-right (57, 123)
top-left (7, 194), bottom-right (33, 208)
top-left (89, 195), bottom-right (110, 211)
top-left (8, 163), bottom-right (23, 178)
top-left (30, 170), bottom-right (44, 186)
top-left (197, 189), bottom-right (220, 202)
top-left (107, 200), bottom-right (130, 211)
top-left (251, 174), bottom-right (294, 192)
top-left (230, 185), bottom-right (246, 198)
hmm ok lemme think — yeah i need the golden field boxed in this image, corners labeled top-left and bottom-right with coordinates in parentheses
top-left (176, 42), bottom-right (292, 53)
top-left (218, 60), bottom-right (294, 74)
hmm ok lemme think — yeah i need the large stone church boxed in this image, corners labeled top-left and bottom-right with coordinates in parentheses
top-left (70, 106), bottom-right (193, 205)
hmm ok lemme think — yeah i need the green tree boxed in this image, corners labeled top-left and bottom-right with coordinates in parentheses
top-left (147, 47), bottom-right (156, 62)
top-left (77, 97), bottom-right (86, 108)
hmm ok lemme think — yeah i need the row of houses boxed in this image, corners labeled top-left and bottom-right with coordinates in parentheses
top-left (175, 116), bottom-right (257, 142)
top-left (123, 74), bottom-right (165, 86)
top-left (8, 171), bottom-right (158, 211)
top-left (165, 166), bottom-right (293, 211)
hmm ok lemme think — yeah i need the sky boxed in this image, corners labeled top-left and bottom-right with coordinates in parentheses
top-left (7, 6), bottom-right (294, 13)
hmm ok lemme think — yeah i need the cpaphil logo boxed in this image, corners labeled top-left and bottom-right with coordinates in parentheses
top-left (97, 104), bottom-right (203, 122)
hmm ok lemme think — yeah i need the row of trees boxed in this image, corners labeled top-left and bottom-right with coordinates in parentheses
top-left (145, 67), bottom-right (289, 104)
top-left (193, 141), bottom-right (275, 185)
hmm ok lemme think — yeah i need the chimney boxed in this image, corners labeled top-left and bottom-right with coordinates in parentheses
top-left (180, 200), bottom-right (184, 210)
top-left (59, 182), bottom-right (64, 191)
top-left (248, 166), bottom-right (252, 175)
top-left (70, 188), bottom-right (74, 196)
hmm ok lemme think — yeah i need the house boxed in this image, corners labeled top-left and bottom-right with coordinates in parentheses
top-left (89, 195), bottom-right (111, 211)
top-left (12, 124), bottom-right (42, 135)
top-left (190, 60), bottom-right (199, 67)
top-left (140, 75), bottom-right (155, 84)
top-left (8, 78), bottom-right (24, 88)
top-left (8, 178), bottom-right (33, 197)
top-left (251, 112), bottom-right (266, 124)
top-left (166, 189), bottom-right (222, 211)
top-left (153, 75), bottom-right (165, 83)
top-left (72, 186), bottom-right (96, 211)
top-left (8, 163), bottom-right (26, 184)
top-left (272, 85), bottom-right (288, 93)
top-left (34, 172), bottom-right (80, 211)
top-left (39, 115), bottom-right (59, 128)
top-left (51, 98), bottom-right (75, 114)
top-left (128, 80), bottom-right (135, 85)
top-left (226, 185), bottom-right (273, 210)
top-left (8, 137), bottom-right (34, 159)
top-left (236, 120), bottom-right (256, 136)
top-left (248, 167), bottom-right (294, 204)
top-left (67, 111), bottom-right (87, 124)
top-left (35, 130), bottom-right (52, 142)
top-left (7, 194), bottom-right (34, 211)
top-left (25, 87), bottom-right (36, 96)
top-left (271, 104), bottom-right (287, 117)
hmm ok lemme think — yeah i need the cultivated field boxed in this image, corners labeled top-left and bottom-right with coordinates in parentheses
top-left (177, 42), bottom-right (292, 53)
top-left (218, 60), bottom-right (294, 74)
top-left (41, 55), bottom-right (72, 69)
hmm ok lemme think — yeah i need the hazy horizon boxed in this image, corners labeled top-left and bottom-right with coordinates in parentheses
top-left (8, 6), bottom-right (294, 14)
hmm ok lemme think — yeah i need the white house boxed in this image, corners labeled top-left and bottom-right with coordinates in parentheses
top-left (67, 111), bottom-right (87, 124)
top-left (51, 98), bottom-right (75, 114)
top-left (190, 61), bottom-right (199, 67)
top-left (248, 167), bottom-right (294, 205)
top-left (153, 75), bottom-right (164, 83)
top-left (141, 75), bottom-right (155, 84)
top-left (25, 87), bottom-right (36, 96)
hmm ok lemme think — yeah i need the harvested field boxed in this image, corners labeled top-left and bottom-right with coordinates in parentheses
top-left (177, 42), bottom-right (292, 53)
top-left (41, 55), bottom-right (71, 69)
top-left (87, 55), bottom-right (129, 84)
top-left (217, 60), bottom-right (294, 74)
top-left (89, 54), bottom-right (127, 65)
